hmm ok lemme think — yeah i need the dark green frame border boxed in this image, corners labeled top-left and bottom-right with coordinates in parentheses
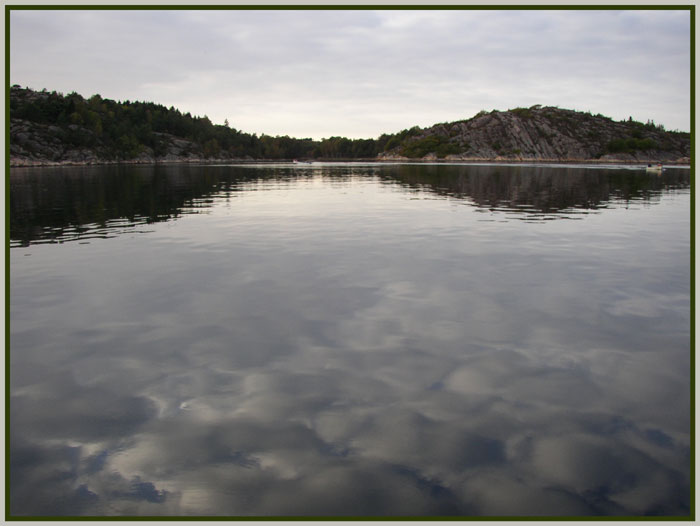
top-left (2, 4), bottom-right (698, 8)
top-left (4, 3), bottom-right (695, 522)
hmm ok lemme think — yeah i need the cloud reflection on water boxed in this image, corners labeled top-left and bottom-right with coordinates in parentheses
top-left (9, 164), bottom-right (690, 516)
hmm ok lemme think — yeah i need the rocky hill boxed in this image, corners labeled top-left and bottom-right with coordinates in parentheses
top-left (380, 105), bottom-right (690, 163)
top-left (10, 118), bottom-right (210, 166)
top-left (9, 86), bottom-right (691, 166)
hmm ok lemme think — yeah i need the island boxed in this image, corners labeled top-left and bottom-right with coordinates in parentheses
top-left (9, 86), bottom-right (691, 167)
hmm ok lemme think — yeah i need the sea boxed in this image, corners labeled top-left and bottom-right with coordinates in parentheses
top-left (8, 162), bottom-right (691, 517)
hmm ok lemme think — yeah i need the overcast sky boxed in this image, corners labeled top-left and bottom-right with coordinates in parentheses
top-left (10, 8), bottom-right (691, 139)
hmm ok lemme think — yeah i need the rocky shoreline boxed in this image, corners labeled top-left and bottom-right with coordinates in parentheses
top-left (10, 156), bottom-right (691, 168)
top-left (10, 88), bottom-right (690, 170)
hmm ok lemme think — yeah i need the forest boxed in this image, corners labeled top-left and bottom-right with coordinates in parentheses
top-left (9, 86), bottom-right (397, 161)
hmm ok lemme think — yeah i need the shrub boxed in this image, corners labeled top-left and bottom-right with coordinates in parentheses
top-left (510, 107), bottom-right (533, 119)
top-left (605, 137), bottom-right (658, 154)
top-left (400, 135), bottom-right (461, 158)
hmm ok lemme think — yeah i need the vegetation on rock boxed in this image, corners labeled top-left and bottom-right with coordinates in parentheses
top-left (9, 87), bottom-right (690, 165)
top-left (381, 105), bottom-right (689, 162)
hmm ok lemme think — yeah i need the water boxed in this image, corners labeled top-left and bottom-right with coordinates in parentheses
top-left (9, 163), bottom-right (691, 517)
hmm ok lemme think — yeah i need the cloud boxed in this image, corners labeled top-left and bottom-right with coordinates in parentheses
top-left (10, 370), bottom-right (158, 442)
top-left (9, 165), bottom-right (691, 516)
top-left (10, 9), bottom-right (690, 137)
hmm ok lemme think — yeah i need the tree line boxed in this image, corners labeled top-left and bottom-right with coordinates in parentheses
top-left (10, 86), bottom-right (403, 161)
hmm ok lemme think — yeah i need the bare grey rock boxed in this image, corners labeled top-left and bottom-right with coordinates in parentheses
top-left (384, 106), bottom-right (689, 163)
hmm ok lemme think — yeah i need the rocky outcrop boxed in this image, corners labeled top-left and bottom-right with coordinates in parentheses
top-left (379, 106), bottom-right (690, 163)
top-left (9, 119), bottom-right (241, 167)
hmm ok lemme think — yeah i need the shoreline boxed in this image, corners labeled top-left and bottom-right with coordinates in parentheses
top-left (9, 157), bottom-right (692, 169)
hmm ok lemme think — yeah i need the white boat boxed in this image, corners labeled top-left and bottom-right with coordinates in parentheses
top-left (646, 163), bottom-right (664, 173)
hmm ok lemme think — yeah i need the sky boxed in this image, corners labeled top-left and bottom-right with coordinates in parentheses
top-left (9, 8), bottom-right (692, 140)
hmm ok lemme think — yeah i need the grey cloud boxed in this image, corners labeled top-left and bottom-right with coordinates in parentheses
top-left (528, 433), bottom-right (689, 515)
top-left (10, 9), bottom-right (690, 137)
top-left (102, 413), bottom-right (469, 515)
top-left (9, 166), bottom-right (690, 516)
top-left (9, 438), bottom-right (171, 516)
top-left (461, 472), bottom-right (598, 516)
top-left (10, 371), bottom-right (157, 442)
top-left (252, 462), bottom-right (467, 516)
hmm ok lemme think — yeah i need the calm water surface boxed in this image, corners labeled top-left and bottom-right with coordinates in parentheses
top-left (9, 163), bottom-right (691, 516)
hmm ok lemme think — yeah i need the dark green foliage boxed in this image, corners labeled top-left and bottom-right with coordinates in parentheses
top-left (116, 134), bottom-right (142, 158)
top-left (605, 137), bottom-right (658, 154)
top-left (383, 136), bottom-right (402, 151)
top-left (10, 86), bottom-right (384, 160)
top-left (382, 126), bottom-right (421, 152)
top-left (510, 107), bottom-right (533, 119)
top-left (382, 125), bottom-right (464, 158)
top-left (400, 135), bottom-right (461, 158)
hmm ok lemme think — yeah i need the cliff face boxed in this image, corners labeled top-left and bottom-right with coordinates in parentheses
top-left (379, 106), bottom-right (690, 163)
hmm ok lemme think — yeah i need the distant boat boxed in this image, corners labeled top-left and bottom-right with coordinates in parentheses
top-left (646, 163), bottom-right (664, 173)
